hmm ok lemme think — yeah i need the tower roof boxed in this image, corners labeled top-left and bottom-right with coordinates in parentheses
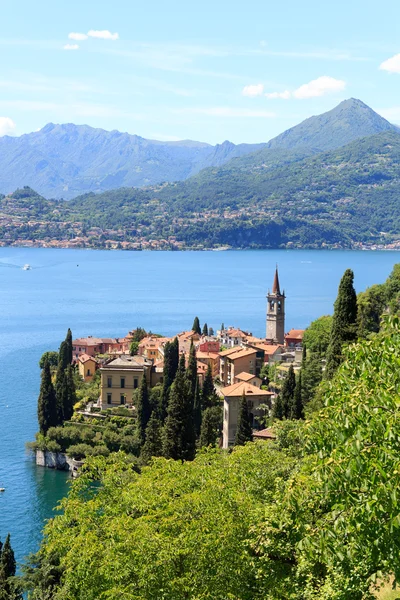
top-left (272, 267), bottom-right (281, 295)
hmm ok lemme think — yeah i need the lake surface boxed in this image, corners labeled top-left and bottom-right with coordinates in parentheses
top-left (0, 247), bottom-right (399, 566)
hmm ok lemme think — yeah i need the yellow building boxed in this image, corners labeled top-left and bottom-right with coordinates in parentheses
top-left (99, 355), bottom-right (152, 409)
top-left (78, 354), bottom-right (99, 382)
top-left (219, 347), bottom-right (257, 386)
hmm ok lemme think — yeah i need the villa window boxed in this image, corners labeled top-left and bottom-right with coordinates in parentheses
top-left (120, 377), bottom-right (125, 389)
top-left (107, 393), bottom-right (112, 404)
top-left (134, 378), bottom-right (138, 389)
top-left (107, 377), bottom-right (112, 388)
top-left (120, 394), bottom-right (126, 405)
top-left (87, 369), bottom-right (91, 376)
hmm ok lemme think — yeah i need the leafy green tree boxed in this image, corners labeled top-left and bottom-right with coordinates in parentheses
top-left (325, 268), bottom-right (358, 379)
top-left (131, 327), bottom-right (147, 342)
top-left (199, 406), bottom-right (222, 447)
top-left (259, 363), bottom-right (270, 384)
top-left (140, 413), bottom-right (163, 464)
top-left (302, 315), bottom-right (333, 357)
top-left (129, 341), bottom-right (139, 356)
top-left (202, 323), bottom-right (208, 336)
top-left (357, 283), bottom-right (387, 338)
top-left (301, 352), bottom-right (323, 407)
top-left (38, 351), bottom-right (58, 369)
top-left (37, 360), bottom-right (58, 434)
top-left (192, 316), bottom-right (201, 335)
top-left (163, 355), bottom-right (196, 461)
top-left (65, 328), bottom-right (73, 365)
top-left (234, 393), bottom-right (253, 446)
top-left (136, 375), bottom-right (151, 446)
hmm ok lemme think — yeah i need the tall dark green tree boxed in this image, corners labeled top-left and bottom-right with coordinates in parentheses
top-left (65, 328), bottom-right (73, 365)
top-left (202, 364), bottom-right (215, 409)
top-left (63, 365), bottom-right (76, 422)
top-left (192, 317), bottom-right (201, 335)
top-left (136, 375), bottom-right (152, 446)
top-left (186, 341), bottom-right (197, 401)
top-left (140, 413), bottom-right (163, 464)
top-left (163, 355), bottom-right (196, 461)
top-left (234, 393), bottom-right (253, 446)
top-left (58, 340), bottom-right (69, 371)
top-left (193, 379), bottom-right (202, 438)
top-left (325, 269), bottom-right (358, 379)
top-left (272, 393), bottom-right (284, 420)
top-left (161, 337), bottom-right (179, 421)
top-left (199, 406), bottom-right (222, 447)
top-left (280, 364), bottom-right (296, 419)
top-left (0, 533), bottom-right (19, 599)
top-left (202, 323), bottom-right (208, 336)
top-left (55, 367), bottom-right (66, 425)
top-left (302, 352), bottom-right (323, 406)
top-left (290, 371), bottom-right (304, 420)
top-left (37, 360), bottom-right (58, 434)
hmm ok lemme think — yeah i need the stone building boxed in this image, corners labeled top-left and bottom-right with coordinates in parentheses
top-left (266, 267), bottom-right (285, 344)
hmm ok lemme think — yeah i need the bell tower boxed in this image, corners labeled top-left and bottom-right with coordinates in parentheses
top-left (266, 266), bottom-right (285, 344)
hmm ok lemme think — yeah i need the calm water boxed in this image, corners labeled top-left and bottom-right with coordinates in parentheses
top-left (0, 247), bottom-right (399, 565)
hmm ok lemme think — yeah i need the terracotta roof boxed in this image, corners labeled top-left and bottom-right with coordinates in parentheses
top-left (247, 343), bottom-right (283, 354)
top-left (221, 381), bottom-right (273, 397)
top-left (219, 347), bottom-right (243, 357)
top-left (78, 354), bottom-right (98, 364)
top-left (196, 351), bottom-right (219, 360)
top-left (228, 348), bottom-right (257, 360)
top-left (224, 328), bottom-right (248, 337)
top-left (253, 428), bottom-right (276, 440)
top-left (285, 329), bottom-right (305, 340)
top-left (235, 372), bottom-right (259, 382)
top-left (272, 267), bottom-right (281, 295)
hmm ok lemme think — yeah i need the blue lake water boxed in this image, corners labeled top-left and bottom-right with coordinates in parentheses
top-left (0, 246), bottom-right (399, 566)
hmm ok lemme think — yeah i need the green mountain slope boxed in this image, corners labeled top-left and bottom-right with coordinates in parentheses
top-left (3, 129), bottom-right (400, 249)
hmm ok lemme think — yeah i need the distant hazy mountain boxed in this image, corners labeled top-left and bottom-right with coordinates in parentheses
top-left (0, 124), bottom-right (264, 199)
top-left (0, 98), bottom-right (397, 200)
top-left (265, 98), bottom-right (397, 152)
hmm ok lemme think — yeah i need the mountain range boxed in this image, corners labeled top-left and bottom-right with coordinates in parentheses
top-left (2, 98), bottom-right (400, 250)
top-left (0, 98), bottom-right (397, 200)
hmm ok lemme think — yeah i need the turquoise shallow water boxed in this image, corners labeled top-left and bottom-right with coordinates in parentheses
top-left (0, 247), bottom-right (399, 566)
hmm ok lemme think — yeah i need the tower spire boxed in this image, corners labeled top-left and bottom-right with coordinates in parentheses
top-left (272, 265), bottom-right (281, 295)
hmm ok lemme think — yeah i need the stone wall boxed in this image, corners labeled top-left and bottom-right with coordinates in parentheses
top-left (36, 450), bottom-right (83, 476)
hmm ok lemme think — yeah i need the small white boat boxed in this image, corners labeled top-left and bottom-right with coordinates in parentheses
top-left (0, 488), bottom-right (5, 492)
top-left (22, 264), bottom-right (31, 271)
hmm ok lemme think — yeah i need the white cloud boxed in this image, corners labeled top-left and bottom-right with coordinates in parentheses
top-left (380, 53), bottom-right (400, 73)
top-left (88, 30), bottom-right (119, 41)
top-left (64, 44), bottom-right (79, 51)
top-left (293, 76), bottom-right (346, 99)
top-left (0, 117), bottom-right (16, 136)
top-left (265, 90), bottom-right (291, 99)
top-left (242, 84), bottom-right (264, 97)
top-left (68, 32), bottom-right (88, 41)
top-left (175, 107), bottom-right (275, 118)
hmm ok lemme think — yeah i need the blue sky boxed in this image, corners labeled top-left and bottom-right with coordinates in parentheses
top-left (1, 0), bottom-right (400, 144)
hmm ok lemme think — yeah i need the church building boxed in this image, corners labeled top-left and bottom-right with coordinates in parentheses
top-left (266, 267), bottom-right (285, 345)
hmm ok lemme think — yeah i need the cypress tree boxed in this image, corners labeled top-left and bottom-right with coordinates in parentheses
top-left (192, 316), bottom-right (201, 335)
top-left (199, 406), bottom-right (222, 447)
top-left (0, 533), bottom-right (19, 599)
top-left (63, 365), bottom-right (76, 422)
top-left (202, 364), bottom-right (215, 409)
top-left (163, 355), bottom-right (196, 461)
top-left (186, 340), bottom-right (197, 402)
top-left (58, 340), bottom-right (69, 371)
top-left (235, 393), bottom-right (253, 446)
top-left (272, 393), bottom-right (284, 420)
top-left (281, 364), bottom-right (296, 419)
top-left (65, 328), bottom-right (73, 365)
top-left (55, 366), bottom-right (67, 424)
top-left (193, 378), bottom-right (202, 437)
top-left (325, 268), bottom-right (358, 379)
top-left (37, 360), bottom-right (58, 434)
top-left (136, 375), bottom-right (152, 446)
top-left (290, 371), bottom-right (304, 420)
top-left (140, 413), bottom-right (163, 464)
top-left (302, 352), bottom-right (323, 405)
top-left (160, 337), bottom-right (179, 421)
top-left (202, 323), bottom-right (208, 336)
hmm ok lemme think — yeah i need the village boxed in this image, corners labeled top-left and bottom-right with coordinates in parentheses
top-left (72, 268), bottom-right (304, 449)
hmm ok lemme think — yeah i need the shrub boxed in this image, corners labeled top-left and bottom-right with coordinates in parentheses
top-left (66, 444), bottom-right (94, 460)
